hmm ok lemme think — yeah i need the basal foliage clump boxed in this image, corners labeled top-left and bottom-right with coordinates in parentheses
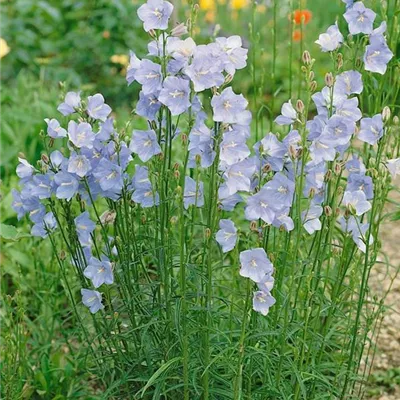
top-left (12, 0), bottom-right (399, 398)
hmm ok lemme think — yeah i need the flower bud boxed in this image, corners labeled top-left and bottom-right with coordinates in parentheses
top-left (141, 215), bottom-right (146, 224)
top-left (309, 187), bottom-right (316, 199)
top-left (173, 162), bottom-right (180, 170)
top-left (296, 99), bottom-right (305, 113)
top-left (171, 23), bottom-right (188, 37)
top-left (224, 74), bottom-right (234, 85)
top-left (393, 116), bottom-right (399, 125)
top-left (289, 145), bottom-right (297, 159)
top-left (195, 154), bottom-right (202, 165)
top-left (174, 170), bottom-right (180, 180)
top-left (335, 207), bottom-right (340, 217)
top-left (309, 71), bottom-right (315, 81)
top-left (310, 81), bottom-right (317, 92)
top-left (355, 58), bottom-right (362, 68)
top-left (301, 66), bottom-right (307, 73)
top-left (324, 205), bottom-right (332, 217)
top-left (302, 50), bottom-right (312, 65)
top-left (382, 106), bottom-right (391, 122)
top-left (80, 200), bottom-right (86, 210)
top-left (262, 163), bottom-right (272, 173)
top-left (337, 186), bottom-right (344, 196)
top-left (250, 221), bottom-right (258, 231)
top-left (325, 72), bottom-right (334, 88)
top-left (100, 210), bottom-right (116, 225)
top-left (158, 152), bottom-right (164, 161)
top-left (324, 169), bottom-right (332, 182)
top-left (148, 29), bottom-right (157, 38)
top-left (334, 162), bottom-right (342, 175)
top-left (337, 53), bottom-right (343, 69)
top-left (18, 152), bottom-right (26, 159)
top-left (41, 154), bottom-right (49, 164)
top-left (49, 138), bottom-right (55, 148)
top-left (181, 133), bottom-right (188, 144)
top-left (170, 216), bottom-right (178, 225)
top-left (60, 250), bottom-right (66, 261)
top-left (269, 253), bottom-right (275, 263)
top-left (205, 228), bottom-right (211, 239)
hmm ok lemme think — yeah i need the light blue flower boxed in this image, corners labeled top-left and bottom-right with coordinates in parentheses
top-left (81, 289), bottom-right (104, 314)
top-left (344, 1), bottom-right (376, 35)
top-left (275, 100), bottom-right (297, 125)
top-left (134, 60), bottom-right (163, 95)
top-left (87, 94), bottom-right (112, 122)
top-left (212, 87), bottom-right (248, 124)
top-left (68, 121), bottom-right (95, 149)
top-left (334, 70), bottom-right (363, 96)
top-left (315, 23), bottom-right (343, 52)
top-left (239, 248), bottom-right (273, 283)
top-left (358, 114), bottom-right (383, 145)
top-left (252, 291), bottom-right (276, 316)
top-left (67, 152), bottom-right (92, 178)
top-left (216, 219), bottom-right (237, 253)
top-left (183, 176), bottom-right (204, 209)
top-left (92, 158), bottom-right (123, 192)
top-left (75, 211), bottom-right (96, 245)
top-left (302, 205), bottom-right (323, 234)
top-left (54, 171), bottom-right (79, 200)
top-left (136, 91), bottom-right (161, 121)
top-left (57, 91), bottom-right (81, 116)
top-left (130, 129), bottom-right (162, 162)
top-left (84, 256), bottom-right (114, 288)
top-left (137, 0), bottom-right (174, 32)
top-left (158, 77), bottom-right (191, 116)
top-left (44, 118), bottom-right (67, 138)
top-left (343, 190), bottom-right (371, 216)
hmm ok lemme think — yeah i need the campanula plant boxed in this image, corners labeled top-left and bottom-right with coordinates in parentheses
top-left (12, 0), bottom-right (399, 398)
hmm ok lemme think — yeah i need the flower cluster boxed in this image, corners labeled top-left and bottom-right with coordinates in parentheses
top-left (316, 1), bottom-right (393, 75)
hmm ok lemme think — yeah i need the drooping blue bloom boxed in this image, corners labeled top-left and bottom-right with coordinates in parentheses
top-left (44, 118), bottom-right (67, 138)
top-left (358, 114), bottom-right (384, 145)
top-left (245, 186), bottom-right (277, 224)
top-left (257, 272), bottom-right (275, 293)
top-left (84, 256), bottom-right (114, 288)
top-left (302, 205), bottom-right (323, 234)
top-left (167, 37), bottom-right (196, 58)
top-left (130, 129), bottom-right (162, 162)
top-left (126, 51), bottom-right (142, 85)
top-left (134, 59), bottom-right (163, 95)
top-left (307, 115), bottom-right (327, 141)
top-left (93, 158), bottom-right (123, 192)
top-left (216, 219), bottom-right (237, 253)
top-left (31, 212), bottom-right (57, 238)
top-left (185, 55), bottom-right (225, 92)
top-left (158, 77), bottom-right (191, 116)
top-left (364, 33), bottom-right (393, 75)
top-left (309, 137), bottom-right (336, 165)
top-left (183, 176), bottom-right (204, 209)
top-left (335, 70), bottom-right (363, 96)
top-left (75, 211), bottom-right (96, 245)
top-left (315, 23), bottom-right (344, 52)
top-left (137, 0), bottom-right (174, 32)
top-left (335, 98), bottom-right (362, 123)
top-left (218, 184), bottom-right (242, 211)
top-left (264, 173), bottom-right (295, 208)
top-left (136, 91), bottom-right (161, 121)
top-left (54, 171), bottom-right (79, 200)
top-left (223, 157), bottom-right (256, 195)
top-left (339, 216), bottom-right (373, 253)
top-left (312, 86), bottom-right (346, 118)
top-left (275, 101), bottom-right (297, 125)
top-left (132, 186), bottom-right (160, 208)
top-left (31, 173), bottom-right (54, 199)
top-left (50, 150), bottom-right (66, 169)
top-left (22, 196), bottom-right (46, 223)
top-left (81, 289), bottom-right (104, 314)
top-left (106, 141), bottom-right (133, 170)
top-left (87, 94), bottom-right (112, 122)
top-left (219, 130), bottom-right (250, 166)
top-left (215, 35), bottom-right (248, 74)
top-left (67, 152), bottom-right (92, 178)
top-left (188, 134), bottom-right (215, 168)
top-left (12, 189), bottom-right (26, 220)
top-left (319, 115), bottom-right (355, 147)
top-left (255, 133), bottom-right (287, 172)
top-left (132, 165), bottom-right (151, 189)
top-left (346, 155), bottom-right (366, 175)
top-left (252, 291), bottom-right (276, 316)
top-left (239, 248), bottom-right (273, 283)
top-left (347, 173), bottom-right (374, 199)
top-left (271, 209), bottom-right (294, 231)
top-left (386, 158), bottom-right (400, 178)
top-left (68, 121), bottom-right (95, 149)
top-left (57, 91), bottom-right (81, 116)
top-left (211, 88), bottom-right (248, 124)
top-left (344, 1), bottom-right (376, 35)
top-left (343, 190), bottom-right (371, 216)
top-left (16, 158), bottom-right (34, 179)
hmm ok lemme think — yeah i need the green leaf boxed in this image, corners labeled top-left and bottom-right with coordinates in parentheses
top-left (0, 224), bottom-right (30, 241)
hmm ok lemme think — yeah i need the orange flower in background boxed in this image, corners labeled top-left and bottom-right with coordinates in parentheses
top-left (292, 29), bottom-right (303, 42)
top-left (292, 9), bottom-right (312, 25)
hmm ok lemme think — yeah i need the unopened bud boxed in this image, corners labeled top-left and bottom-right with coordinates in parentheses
top-left (337, 53), bottom-right (343, 69)
top-left (296, 99), bottom-right (305, 113)
top-left (148, 29), bottom-right (157, 38)
top-left (100, 210), bottom-right (116, 225)
top-left (309, 71), bottom-right (315, 81)
top-left (170, 216), bottom-right (178, 225)
top-left (173, 162), bottom-right (180, 170)
top-left (250, 221), bottom-right (258, 231)
top-left (181, 133), bottom-right (188, 144)
top-left (80, 200), bottom-right (86, 210)
top-left (301, 66), bottom-right (307, 73)
top-left (337, 186), bottom-right (344, 196)
top-left (289, 145), bottom-right (297, 159)
top-left (324, 205), bottom-right (332, 217)
top-left (262, 163), bottom-right (272, 173)
top-left (334, 162), bottom-right (342, 175)
top-left (60, 250), bottom-right (66, 261)
top-left (324, 169), bottom-right (332, 182)
top-left (347, 203), bottom-right (356, 215)
top-left (310, 81), bottom-right (317, 92)
top-left (158, 152), bottom-right (164, 161)
top-left (393, 116), bottom-right (399, 125)
top-left (205, 228), bottom-right (211, 239)
top-left (309, 187), bottom-right (316, 199)
top-left (325, 72), bottom-right (334, 88)
top-left (269, 253), bottom-right (275, 263)
top-left (195, 154), bottom-right (201, 165)
top-left (302, 50), bottom-right (312, 65)
top-left (41, 154), bottom-right (49, 164)
top-left (171, 23), bottom-right (188, 37)
top-left (49, 138), bottom-right (55, 148)
top-left (174, 170), bottom-right (180, 180)
top-left (355, 58), bottom-right (362, 68)
top-left (141, 215), bottom-right (146, 224)
top-left (224, 74), bottom-right (234, 85)
top-left (335, 207), bottom-right (340, 217)
top-left (382, 106), bottom-right (391, 122)
top-left (18, 152), bottom-right (26, 159)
